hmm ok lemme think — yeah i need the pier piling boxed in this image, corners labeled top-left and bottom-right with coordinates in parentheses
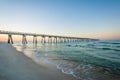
top-left (22, 35), bottom-right (27, 44)
top-left (8, 34), bottom-right (13, 44)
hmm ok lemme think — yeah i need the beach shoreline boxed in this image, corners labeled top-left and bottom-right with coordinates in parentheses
top-left (0, 42), bottom-right (77, 80)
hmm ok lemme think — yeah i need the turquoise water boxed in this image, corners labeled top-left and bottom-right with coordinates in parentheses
top-left (13, 40), bottom-right (120, 80)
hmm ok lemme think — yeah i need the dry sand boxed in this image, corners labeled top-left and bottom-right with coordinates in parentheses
top-left (0, 43), bottom-right (77, 80)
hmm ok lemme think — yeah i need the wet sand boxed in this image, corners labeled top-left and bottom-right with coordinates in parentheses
top-left (0, 43), bottom-right (77, 80)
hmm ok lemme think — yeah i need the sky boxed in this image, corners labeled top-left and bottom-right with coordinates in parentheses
top-left (0, 0), bottom-right (120, 40)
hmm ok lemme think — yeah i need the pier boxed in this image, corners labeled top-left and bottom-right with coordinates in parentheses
top-left (0, 30), bottom-right (99, 44)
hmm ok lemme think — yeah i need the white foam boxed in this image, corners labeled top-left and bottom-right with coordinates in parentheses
top-left (54, 61), bottom-right (94, 80)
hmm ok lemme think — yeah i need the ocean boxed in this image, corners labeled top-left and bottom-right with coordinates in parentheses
top-left (13, 40), bottom-right (120, 80)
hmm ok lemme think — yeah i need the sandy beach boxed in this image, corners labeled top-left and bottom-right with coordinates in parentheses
top-left (0, 43), bottom-right (77, 80)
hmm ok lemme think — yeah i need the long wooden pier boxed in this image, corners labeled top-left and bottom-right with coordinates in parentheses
top-left (0, 30), bottom-right (99, 44)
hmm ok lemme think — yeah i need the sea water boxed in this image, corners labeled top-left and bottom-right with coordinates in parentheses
top-left (13, 40), bottom-right (120, 80)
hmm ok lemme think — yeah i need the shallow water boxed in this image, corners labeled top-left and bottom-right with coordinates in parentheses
top-left (13, 40), bottom-right (120, 80)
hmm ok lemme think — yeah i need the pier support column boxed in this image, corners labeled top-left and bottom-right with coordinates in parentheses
top-left (64, 38), bottom-right (67, 43)
top-left (55, 37), bottom-right (57, 43)
top-left (72, 39), bottom-right (74, 42)
top-left (44, 37), bottom-right (46, 43)
top-left (41, 36), bottom-right (46, 43)
top-left (53, 37), bottom-right (55, 43)
top-left (33, 36), bottom-right (37, 44)
top-left (61, 38), bottom-right (63, 43)
top-left (59, 37), bottom-right (62, 43)
top-left (69, 38), bottom-right (71, 43)
top-left (75, 39), bottom-right (77, 43)
top-left (69, 38), bottom-right (72, 43)
top-left (66, 38), bottom-right (67, 43)
top-left (22, 35), bottom-right (27, 44)
top-left (48, 36), bottom-right (52, 43)
top-left (8, 34), bottom-right (13, 44)
top-left (77, 39), bottom-right (79, 42)
top-left (73, 39), bottom-right (75, 42)
top-left (67, 38), bottom-right (70, 43)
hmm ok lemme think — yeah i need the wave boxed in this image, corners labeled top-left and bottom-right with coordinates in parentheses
top-left (101, 48), bottom-right (113, 50)
top-left (96, 47), bottom-right (120, 51)
top-left (52, 58), bottom-right (120, 80)
top-left (116, 46), bottom-right (120, 48)
top-left (99, 41), bottom-right (120, 45)
top-left (99, 42), bottom-right (111, 44)
top-left (111, 42), bottom-right (120, 44)
top-left (66, 44), bottom-right (92, 48)
top-left (66, 44), bottom-right (85, 47)
top-left (53, 60), bottom-right (93, 80)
